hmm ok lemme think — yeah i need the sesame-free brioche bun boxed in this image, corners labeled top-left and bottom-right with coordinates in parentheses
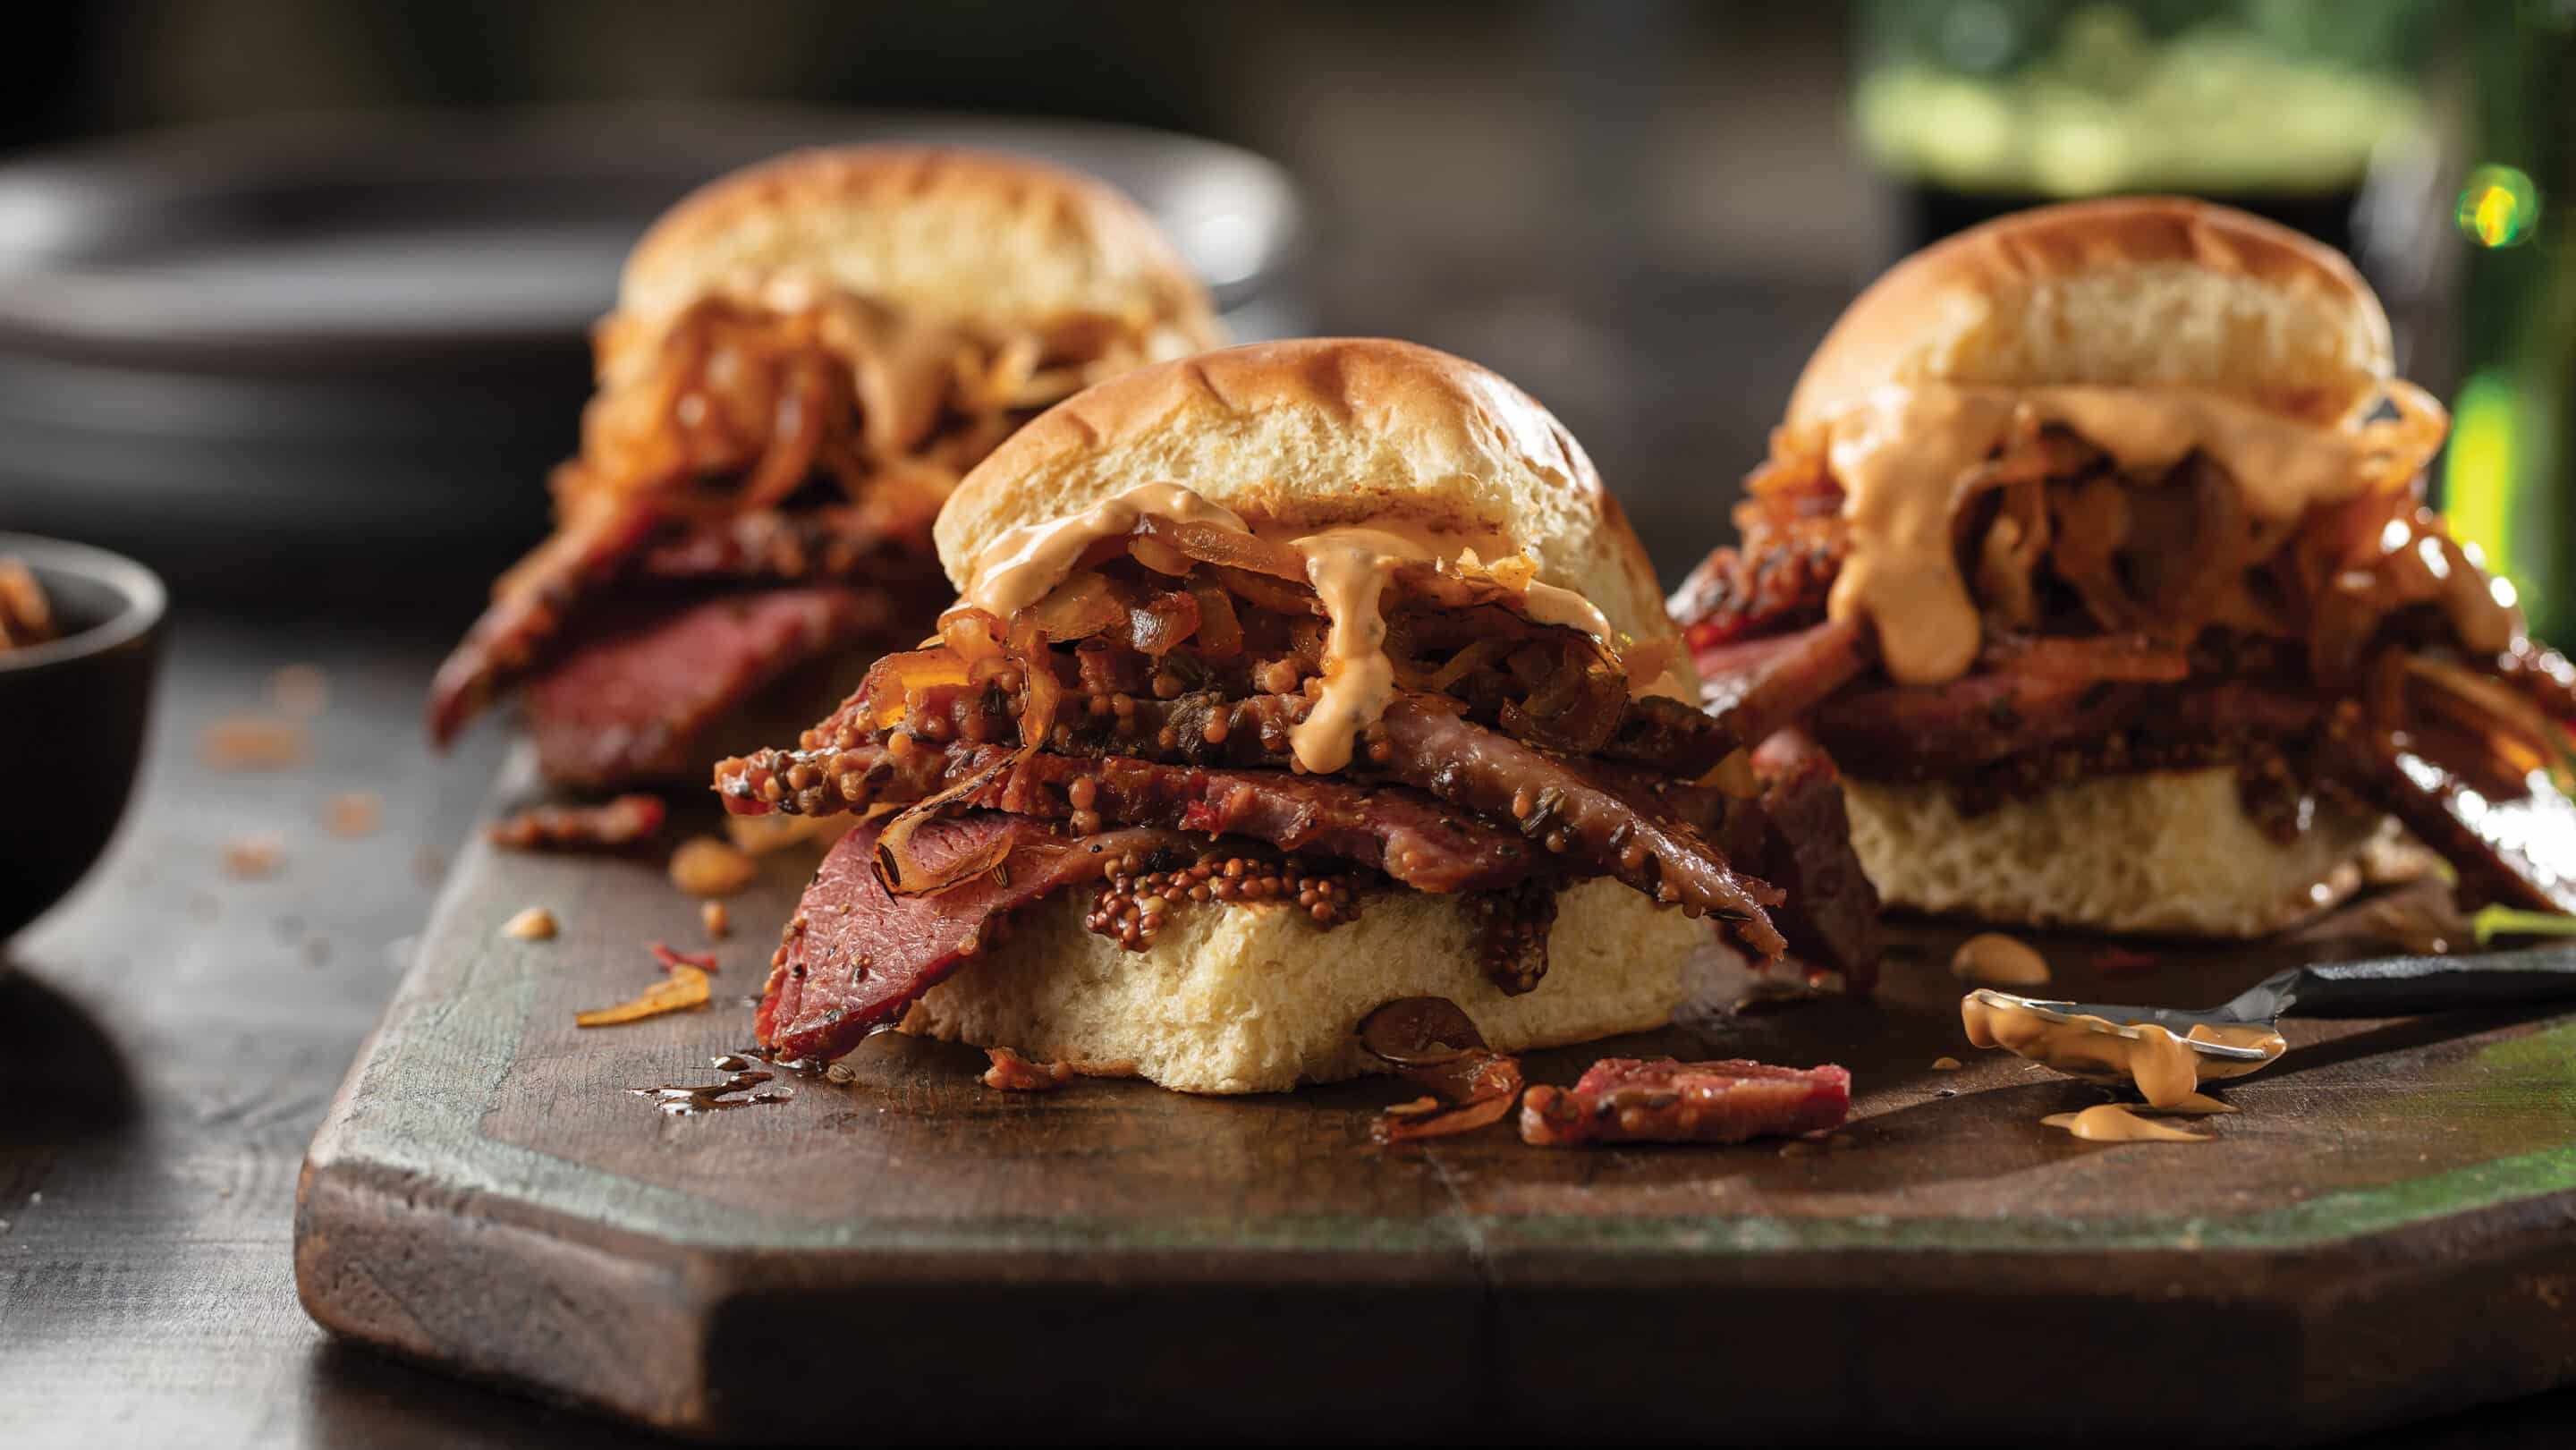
top-left (1842, 769), bottom-right (2389, 938)
top-left (617, 145), bottom-right (1218, 343)
top-left (898, 877), bottom-right (1710, 1094)
top-left (897, 338), bottom-right (1712, 1091)
top-left (935, 337), bottom-right (1679, 659)
top-left (1786, 197), bottom-right (2392, 429)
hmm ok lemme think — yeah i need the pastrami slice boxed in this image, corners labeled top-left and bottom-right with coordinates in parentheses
top-left (758, 814), bottom-right (1159, 1062)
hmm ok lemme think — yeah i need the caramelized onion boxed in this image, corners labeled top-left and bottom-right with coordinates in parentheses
top-left (1972, 479), bottom-right (2051, 627)
top-left (856, 648), bottom-right (973, 730)
top-left (2049, 475), bottom-right (2139, 630)
top-left (730, 352), bottom-right (835, 511)
top-left (1187, 581), bottom-right (1243, 659)
top-left (940, 608), bottom-right (1007, 664)
top-left (1142, 514), bottom-right (1308, 581)
top-left (1027, 572), bottom-right (1125, 644)
top-left (2501, 640), bottom-right (2576, 727)
top-left (1386, 604), bottom-right (1548, 658)
top-left (1211, 564), bottom-right (1322, 618)
top-left (1958, 423), bottom-right (2103, 494)
top-left (1125, 589), bottom-right (1202, 656)
top-left (1008, 615), bottom-right (1063, 750)
top-left (1495, 634), bottom-right (1629, 755)
top-left (1420, 637), bottom-right (1513, 692)
top-left (579, 297), bottom-right (904, 513)
top-left (2164, 456), bottom-right (2248, 627)
top-left (2302, 500), bottom-right (2506, 690)
top-left (1128, 534), bottom-right (1194, 576)
top-left (1374, 1063), bottom-right (1521, 1145)
top-left (2408, 656), bottom-right (2576, 784)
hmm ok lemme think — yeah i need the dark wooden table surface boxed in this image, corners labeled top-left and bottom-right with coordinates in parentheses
top-left (4, 620), bottom-right (2572, 1447)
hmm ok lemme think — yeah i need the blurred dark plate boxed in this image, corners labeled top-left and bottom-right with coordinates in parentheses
top-left (0, 105), bottom-right (1308, 614)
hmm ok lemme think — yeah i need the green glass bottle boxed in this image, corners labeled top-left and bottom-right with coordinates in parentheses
top-left (1852, 0), bottom-right (2436, 256)
top-left (2443, 0), bottom-right (2576, 645)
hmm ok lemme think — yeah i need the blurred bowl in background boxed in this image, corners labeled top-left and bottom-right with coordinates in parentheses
top-left (0, 533), bottom-right (165, 942)
top-left (0, 104), bottom-right (1309, 619)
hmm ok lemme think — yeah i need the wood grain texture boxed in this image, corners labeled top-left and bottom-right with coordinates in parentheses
top-left (0, 621), bottom-right (648, 1448)
top-left (296, 748), bottom-right (2576, 1443)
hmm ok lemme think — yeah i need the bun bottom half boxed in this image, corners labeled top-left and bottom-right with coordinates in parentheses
top-left (1842, 767), bottom-right (2388, 939)
top-left (891, 877), bottom-right (1710, 1095)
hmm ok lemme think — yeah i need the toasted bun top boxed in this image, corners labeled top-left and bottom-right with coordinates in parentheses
top-left (618, 145), bottom-right (1217, 340)
top-left (933, 338), bottom-right (1675, 649)
top-left (1786, 197), bottom-right (2392, 428)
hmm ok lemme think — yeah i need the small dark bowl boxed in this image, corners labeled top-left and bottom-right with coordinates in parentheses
top-left (1, 534), bottom-right (166, 941)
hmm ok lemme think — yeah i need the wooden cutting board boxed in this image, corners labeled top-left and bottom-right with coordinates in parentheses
top-left (296, 750), bottom-right (2576, 1444)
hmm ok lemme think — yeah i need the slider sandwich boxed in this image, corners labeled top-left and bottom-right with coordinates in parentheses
top-left (1671, 198), bottom-right (2576, 935)
top-left (429, 146), bottom-right (1219, 786)
top-left (716, 339), bottom-right (1877, 1093)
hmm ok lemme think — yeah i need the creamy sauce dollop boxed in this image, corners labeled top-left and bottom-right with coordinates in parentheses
top-left (1960, 991), bottom-right (2285, 1108)
top-left (2042, 1104), bottom-right (2216, 1143)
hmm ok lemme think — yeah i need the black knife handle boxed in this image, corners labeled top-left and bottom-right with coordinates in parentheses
top-left (2258, 944), bottom-right (2576, 1019)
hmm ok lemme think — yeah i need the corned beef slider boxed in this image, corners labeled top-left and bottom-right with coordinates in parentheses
top-left (716, 338), bottom-right (1876, 1094)
top-left (428, 146), bottom-right (1220, 786)
top-left (1670, 198), bottom-right (2576, 937)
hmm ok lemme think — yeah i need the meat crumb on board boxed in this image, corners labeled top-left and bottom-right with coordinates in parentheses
top-left (982, 1047), bottom-right (1076, 1092)
top-left (220, 835), bottom-right (285, 878)
top-left (669, 836), bottom-right (758, 897)
top-left (324, 791), bottom-right (382, 837)
top-left (487, 794), bottom-right (666, 852)
top-left (203, 717), bottom-right (308, 769)
top-left (1521, 1058), bottom-right (1851, 1148)
top-left (269, 664), bottom-right (330, 717)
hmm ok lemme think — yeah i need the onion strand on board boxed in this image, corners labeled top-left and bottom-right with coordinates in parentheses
top-left (575, 965), bottom-right (711, 1027)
